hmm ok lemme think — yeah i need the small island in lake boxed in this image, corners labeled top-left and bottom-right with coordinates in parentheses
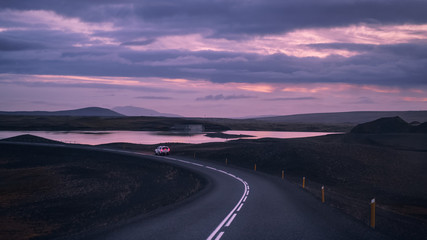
top-left (204, 132), bottom-right (254, 139)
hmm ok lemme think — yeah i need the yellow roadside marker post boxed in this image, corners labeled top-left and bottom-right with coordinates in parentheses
top-left (254, 164), bottom-right (257, 171)
top-left (302, 177), bottom-right (306, 188)
top-left (321, 186), bottom-right (325, 203)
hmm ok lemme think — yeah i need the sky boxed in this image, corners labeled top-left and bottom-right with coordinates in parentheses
top-left (0, 0), bottom-right (426, 118)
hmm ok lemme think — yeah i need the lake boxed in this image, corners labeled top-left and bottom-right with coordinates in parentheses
top-left (0, 130), bottom-right (335, 145)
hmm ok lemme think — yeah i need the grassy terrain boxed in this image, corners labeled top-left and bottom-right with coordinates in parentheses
top-left (0, 115), bottom-right (353, 132)
top-left (0, 142), bottom-right (205, 240)
top-left (102, 132), bottom-right (427, 240)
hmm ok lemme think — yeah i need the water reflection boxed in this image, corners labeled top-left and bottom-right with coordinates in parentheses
top-left (0, 130), bottom-right (334, 145)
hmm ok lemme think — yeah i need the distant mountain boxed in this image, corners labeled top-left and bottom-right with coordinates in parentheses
top-left (254, 111), bottom-right (427, 124)
top-left (113, 106), bottom-right (182, 117)
top-left (235, 114), bottom-right (276, 119)
top-left (0, 107), bottom-right (123, 117)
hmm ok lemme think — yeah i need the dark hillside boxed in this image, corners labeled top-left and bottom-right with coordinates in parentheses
top-left (413, 122), bottom-right (427, 133)
top-left (350, 116), bottom-right (411, 133)
top-left (0, 107), bottom-right (123, 117)
top-left (0, 134), bottom-right (64, 144)
top-left (351, 116), bottom-right (427, 134)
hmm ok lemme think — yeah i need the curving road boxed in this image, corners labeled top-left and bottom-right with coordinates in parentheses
top-left (79, 148), bottom-right (389, 240)
top-left (2, 142), bottom-right (389, 240)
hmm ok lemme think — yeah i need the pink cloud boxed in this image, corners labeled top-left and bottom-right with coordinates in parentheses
top-left (122, 23), bottom-right (427, 58)
top-left (235, 83), bottom-right (275, 93)
top-left (402, 97), bottom-right (427, 102)
top-left (281, 86), bottom-right (331, 93)
top-left (359, 85), bottom-right (400, 94)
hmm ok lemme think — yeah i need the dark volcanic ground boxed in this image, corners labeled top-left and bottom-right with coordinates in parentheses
top-left (0, 143), bottom-right (205, 240)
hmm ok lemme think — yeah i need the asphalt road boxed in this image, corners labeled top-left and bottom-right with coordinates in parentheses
top-left (77, 148), bottom-right (390, 240)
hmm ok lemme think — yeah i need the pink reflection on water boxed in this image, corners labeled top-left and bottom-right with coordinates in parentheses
top-left (0, 131), bottom-right (334, 145)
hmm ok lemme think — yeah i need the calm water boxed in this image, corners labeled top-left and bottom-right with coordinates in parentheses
top-left (0, 130), bottom-right (333, 145)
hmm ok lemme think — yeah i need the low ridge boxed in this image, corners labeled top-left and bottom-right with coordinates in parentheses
top-left (351, 116), bottom-right (427, 133)
top-left (0, 134), bottom-right (64, 144)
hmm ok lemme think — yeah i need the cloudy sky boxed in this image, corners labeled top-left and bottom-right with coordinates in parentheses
top-left (0, 0), bottom-right (426, 117)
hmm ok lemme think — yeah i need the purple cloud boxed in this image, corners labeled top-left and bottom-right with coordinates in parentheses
top-left (264, 97), bottom-right (318, 101)
top-left (136, 96), bottom-right (173, 100)
top-left (196, 94), bottom-right (257, 101)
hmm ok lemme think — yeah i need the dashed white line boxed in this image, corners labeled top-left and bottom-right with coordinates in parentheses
top-left (206, 172), bottom-right (249, 240)
top-left (151, 153), bottom-right (250, 240)
top-left (225, 213), bottom-right (237, 227)
top-left (214, 232), bottom-right (225, 240)
top-left (237, 203), bottom-right (244, 212)
top-left (190, 162), bottom-right (204, 167)
top-left (206, 181), bottom-right (248, 240)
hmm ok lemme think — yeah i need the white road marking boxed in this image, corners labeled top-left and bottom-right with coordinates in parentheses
top-left (112, 150), bottom-right (250, 240)
top-left (225, 213), bottom-right (237, 227)
top-left (190, 162), bottom-right (204, 167)
top-left (205, 169), bottom-right (249, 240)
top-left (214, 232), bottom-right (225, 240)
top-left (237, 203), bottom-right (244, 212)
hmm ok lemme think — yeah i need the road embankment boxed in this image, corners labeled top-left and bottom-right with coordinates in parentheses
top-left (0, 143), bottom-right (206, 240)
